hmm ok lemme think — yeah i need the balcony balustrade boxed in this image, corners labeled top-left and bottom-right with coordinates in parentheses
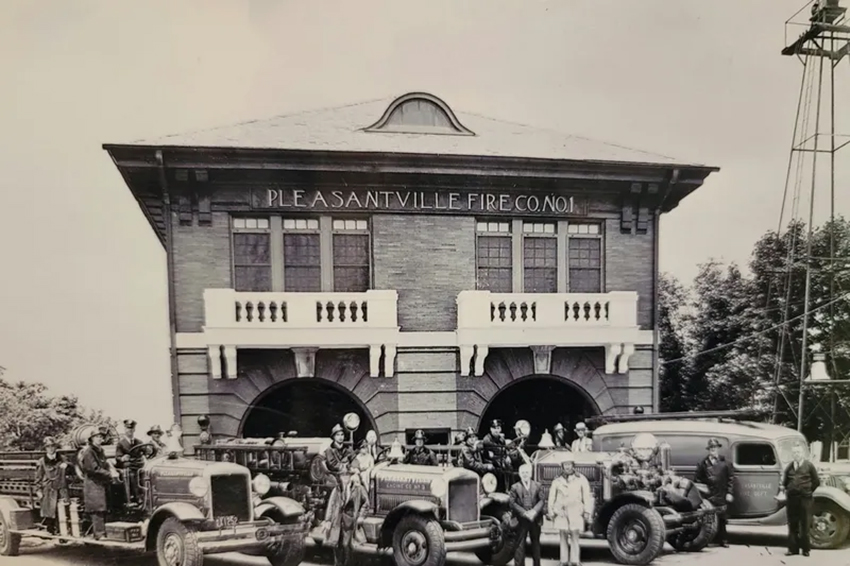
top-left (201, 289), bottom-right (399, 379)
top-left (456, 290), bottom-right (641, 376)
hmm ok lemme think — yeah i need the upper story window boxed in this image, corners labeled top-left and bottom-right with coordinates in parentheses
top-left (475, 219), bottom-right (604, 294)
top-left (363, 92), bottom-right (475, 136)
top-left (231, 216), bottom-right (371, 293)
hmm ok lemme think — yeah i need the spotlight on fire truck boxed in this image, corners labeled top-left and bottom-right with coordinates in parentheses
top-left (343, 413), bottom-right (361, 431)
top-left (481, 473), bottom-right (498, 494)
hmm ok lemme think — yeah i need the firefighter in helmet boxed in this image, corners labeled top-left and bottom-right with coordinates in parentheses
top-left (459, 428), bottom-right (495, 475)
top-left (404, 430), bottom-right (438, 466)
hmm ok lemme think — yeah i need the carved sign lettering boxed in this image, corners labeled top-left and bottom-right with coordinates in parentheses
top-left (252, 188), bottom-right (587, 216)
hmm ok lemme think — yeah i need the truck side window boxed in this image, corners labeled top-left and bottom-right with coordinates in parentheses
top-left (735, 443), bottom-right (777, 466)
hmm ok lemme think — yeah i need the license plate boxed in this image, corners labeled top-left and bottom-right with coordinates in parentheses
top-left (215, 515), bottom-right (239, 528)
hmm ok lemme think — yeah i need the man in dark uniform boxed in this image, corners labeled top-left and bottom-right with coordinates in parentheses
top-left (404, 430), bottom-right (438, 466)
top-left (324, 424), bottom-right (354, 484)
top-left (552, 423), bottom-right (569, 449)
top-left (459, 428), bottom-right (495, 475)
top-left (35, 437), bottom-right (69, 534)
top-left (781, 443), bottom-right (820, 557)
top-left (79, 426), bottom-right (117, 539)
top-left (694, 437), bottom-right (734, 547)
top-left (114, 419), bottom-right (145, 505)
top-left (482, 419), bottom-right (509, 468)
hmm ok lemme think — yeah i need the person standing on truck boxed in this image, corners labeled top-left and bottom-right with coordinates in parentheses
top-left (552, 423), bottom-right (569, 449)
top-left (34, 436), bottom-right (69, 535)
top-left (114, 419), bottom-right (145, 504)
top-left (547, 453), bottom-right (593, 566)
top-left (509, 463), bottom-right (544, 566)
top-left (570, 422), bottom-right (593, 453)
top-left (694, 437), bottom-right (734, 547)
top-left (404, 429), bottom-right (438, 466)
top-left (482, 419), bottom-right (510, 468)
top-left (459, 428), bottom-right (496, 474)
top-left (324, 424), bottom-right (354, 488)
top-left (781, 443), bottom-right (820, 557)
top-left (78, 426), bottom-right (118, 540)
top-left (323, 460), bottom-right (370, 566)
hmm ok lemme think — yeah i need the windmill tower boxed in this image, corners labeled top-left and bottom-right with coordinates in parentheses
top-left (776, 0), bottom-right (850, 460)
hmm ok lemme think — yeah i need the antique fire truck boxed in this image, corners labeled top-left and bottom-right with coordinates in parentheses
top-left (0, 424), bottom-right (310, 566)
top-left (194, 415), bottom-right (514, 566)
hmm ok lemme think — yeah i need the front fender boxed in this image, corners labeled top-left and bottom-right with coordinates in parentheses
top-left (145, 502), bottom-right (207, 551)
top-left (595, 491), bottom-right (656, 535)
top-left (480, 492), bottom-right (510, 510)
top-left (814, 486), bottom-right (850, 513)
top-left (255, 496), bottom-right (306, 520)
top-left (0, 496), bottom-right (20, 521)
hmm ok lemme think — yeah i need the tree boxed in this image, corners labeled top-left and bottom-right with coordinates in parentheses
top-left (658, 273), bottom-right (691, 412)
top-left (0, 380), bottom-right (117, 451)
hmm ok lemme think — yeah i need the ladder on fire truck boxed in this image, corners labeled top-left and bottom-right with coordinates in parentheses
top-left (769, 0), bottom-right (850, 461)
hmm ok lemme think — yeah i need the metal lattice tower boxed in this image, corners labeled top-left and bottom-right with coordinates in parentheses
top-left (777, 0), bottom-right (850, 458)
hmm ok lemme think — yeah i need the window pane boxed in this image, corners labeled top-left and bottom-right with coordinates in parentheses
top-left (736, 443), bottom-right (777, 466)
top-left (234, 233), bottom-right (271, 265)
top-left (477, 235), bottom-right (512, 291)
top-left (523, 237), bottom-right (557, 293)
top-left (333, 233), bottom-right (370, 292)
top-left (569, 269), bottom-right (601, 293)
top-left (235, 266), bottom-right (272, 292)
top-left (284, 233), bottom-right (321, 291)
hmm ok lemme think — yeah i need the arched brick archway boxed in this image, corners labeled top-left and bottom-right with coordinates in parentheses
top-left (203, 349), bottom-right (396, 441)
top-left (457, 347), bottom-right (618, 437)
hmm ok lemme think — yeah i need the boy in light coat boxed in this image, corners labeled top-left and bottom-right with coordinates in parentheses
top-left (547, 453), bottom-right (594, 566)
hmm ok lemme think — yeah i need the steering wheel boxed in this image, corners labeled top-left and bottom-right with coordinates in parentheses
top-left (128, 443), bottom-right (157, 459)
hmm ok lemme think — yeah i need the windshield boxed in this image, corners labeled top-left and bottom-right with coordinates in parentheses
top-left (777, 436), bottom-right (809, 465)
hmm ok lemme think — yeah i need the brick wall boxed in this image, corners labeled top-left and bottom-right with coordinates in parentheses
top-left (373, 215), bottom-right (476, 332)
top-left (173, 211), bottom-right (232, 333)
top-left (604, 216), bottom-right (655, 330)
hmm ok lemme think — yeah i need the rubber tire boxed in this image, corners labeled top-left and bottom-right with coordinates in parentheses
top-left (0, 512), bottom-right (21, 557)
top-left (268, 537), bottom-right (306, 566)
top-left (392, 515), bottom-right (446, 566)
top-left (606, 504), bottom-right (666, 566)
top-left (474, 509), bottom-right (518, 566)
top-left (667, 500), bottom-right (719, 552)
top-left (810, 500), bottom-right (850, 550)
top-left (156, 518), bottom-right (204, 566)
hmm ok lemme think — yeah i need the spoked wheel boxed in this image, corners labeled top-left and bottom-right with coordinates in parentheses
top-left (810, 500), bottom-right (850, 550)
top-left (607, 504), bottom-right (666, 565)
top-left (0, 512), bottom-right (22, 557)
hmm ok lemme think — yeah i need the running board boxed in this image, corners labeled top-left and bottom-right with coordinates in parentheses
top-left (11, 529), bottom-right (146, 550)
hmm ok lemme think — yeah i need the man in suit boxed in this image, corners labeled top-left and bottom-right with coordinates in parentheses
top-left (509, 463), bottom-right (544, 566)
top-left (781, 443), bottom-right (820, 557)
top-left (114, 419), bottom-right (145, 505)
top-left (570, 423), bottom-right (593, 453)
top-left (694, 438), bottom-right (734, 547)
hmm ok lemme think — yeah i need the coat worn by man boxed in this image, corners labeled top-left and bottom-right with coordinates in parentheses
top-left (509, 479), bottom-right (545, 566)
top-left (404, 446), bottom-right (438, 466)
top-left (783, 458), bottom-right (821, 555)
top-left (78, 444), bottom-right (112, 513)
top-left (694, 455), bottom-right (734, 507)
top-left (323, 479), bottom-right (370, 566)
top-left (459, 445), bottom-right (494, 475)
top-left (482, 433), bottom-right (508, 466)
top-left (324, 444), bottom-right (354, 474)
top-left (35, 453), bottom-right (68, 520)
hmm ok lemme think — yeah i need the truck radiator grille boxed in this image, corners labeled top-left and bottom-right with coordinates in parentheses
top-left (210, 474), bottom-right (252, 522)
top-left (448, 478), bottom-right (478, 523)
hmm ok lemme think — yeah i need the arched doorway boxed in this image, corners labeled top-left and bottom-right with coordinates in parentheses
top-left (478, 376), bottom-right (600, 447)
top-left (240, 379), bottom-right (378, 444)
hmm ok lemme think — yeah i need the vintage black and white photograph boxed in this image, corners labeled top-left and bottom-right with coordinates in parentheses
top-left (1, 1), bottom-right (849, 566)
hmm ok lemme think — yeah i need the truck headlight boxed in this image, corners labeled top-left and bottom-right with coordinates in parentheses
top-left (189, 477), bottom-right (209, 498)
top-left (429, 478), bottom-right (447, 498)
top-left (482, 473), bottom-right (498, 494)
top-left (253, 473), bottom-right (271, 496)
top-left (842, 477), bottom-right (850, 493)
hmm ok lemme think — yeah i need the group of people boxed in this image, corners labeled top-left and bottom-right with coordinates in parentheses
top-left (33, 419), bottom-right (172, 540)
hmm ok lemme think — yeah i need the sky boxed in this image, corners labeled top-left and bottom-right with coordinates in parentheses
top-left (1, 0), bottom-right (848, 428)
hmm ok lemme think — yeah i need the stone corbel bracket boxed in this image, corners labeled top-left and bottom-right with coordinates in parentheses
top-left (459, 344), bottom-right (490, 377)
top-left (208, 345), bottom-right (238, 379)
top-left (369, 344), bottom-right (398, 378)
top-left (604, 342), bottom-right (636, 374)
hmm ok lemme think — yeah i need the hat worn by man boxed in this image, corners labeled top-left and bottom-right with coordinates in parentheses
top-left (331, 424), bottom-right (345, 437)
top-left (43, 436), bottom-right (57, 448)
top-left (464, 427), bottom-right (477, 438)
top-left (706, 438), bottom-right (723, 449)
top-left (553, 423), bottom-right (565, 433)
top-left (414, 429), bottom-right (426, 440)
top-left (491, 419), bottom-right (502, 428)
top-left (123, 419), bottom-right (137, 429)
top-left (575, 422), bottom-right (588, 431)
top-left (89, 425), bottom-right (109, 441)
top-left (148, 425), bottom-right (164, 436)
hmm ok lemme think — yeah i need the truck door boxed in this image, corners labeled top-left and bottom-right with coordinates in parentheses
top-left (729, 441), bottom-right (783, 518)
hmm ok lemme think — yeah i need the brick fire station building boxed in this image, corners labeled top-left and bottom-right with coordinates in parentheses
top-left (104, 92), bottom-right (717, 450)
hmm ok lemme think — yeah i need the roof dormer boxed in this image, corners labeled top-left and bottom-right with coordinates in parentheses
top-left (363, 92), bottom-right (475, 136)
